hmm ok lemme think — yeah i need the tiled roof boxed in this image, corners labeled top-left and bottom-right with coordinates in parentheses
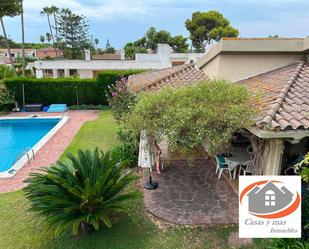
top-left (237, 61), bottom-right (309, 131)
top-left (128, 63), bottom-right (208, 93)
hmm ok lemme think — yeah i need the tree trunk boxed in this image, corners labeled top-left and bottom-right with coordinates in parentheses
top-left (0, 17), bottom-right (14, 66)
top-left (21, 0), bottom-right (26, 78)
top-left (47, 15), bottom-right (55, 45)
top-left (54, 13), bottom-right (58, 40)
top-left (53, 13), bottom-right (59, 57)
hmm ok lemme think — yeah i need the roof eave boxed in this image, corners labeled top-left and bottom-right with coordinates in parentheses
top-left (247, 126), bottom-right (309, 142)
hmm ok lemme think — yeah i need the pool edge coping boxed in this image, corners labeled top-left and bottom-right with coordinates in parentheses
top-left (0, 115), bottom-right (69, 178)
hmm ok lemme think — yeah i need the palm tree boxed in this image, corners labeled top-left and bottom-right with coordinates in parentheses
top-left (39, 35), bottom-right (45, 44)
top-left (0, 18), bottom-right (13, 65)
top-left (46, 32), bottom-right (52, 44)
top-left (40, 7), bottom-right (55, 45)
top-left (0, 1), bottom-right (21, 67)
top-left (20, 0), bottom-right (25, 78)
top-left (94, 38), bottom-right (99, 47)
top-left (50, 5), bottom-right (59, 40)
top-left (41, 6), bottom-right (59, 57)
top-left (24, 148), bottom-right (139, 236)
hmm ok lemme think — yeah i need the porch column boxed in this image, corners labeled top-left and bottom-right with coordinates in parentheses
top-left (64, 69), bottom-right (70, 77)
top-left (263, 139), bottom-right (284, 175)
top-left (52, 69), bottom-right (58, 79)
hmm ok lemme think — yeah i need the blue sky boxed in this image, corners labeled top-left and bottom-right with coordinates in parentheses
top-left (3, 0), bottom-right (309, 48)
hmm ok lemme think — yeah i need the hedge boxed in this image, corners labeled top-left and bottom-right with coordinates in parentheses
top-left (5, 70), bottom-right (144, 106)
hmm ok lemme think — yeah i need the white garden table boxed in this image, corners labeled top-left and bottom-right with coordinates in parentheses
top-left (225, 148), bottom-right (251, 179)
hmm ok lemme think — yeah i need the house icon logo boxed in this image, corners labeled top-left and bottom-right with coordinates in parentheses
top-left (239, 180), bottom-right (301, 219)
top-left (239, 176), bottom-right (301, 238)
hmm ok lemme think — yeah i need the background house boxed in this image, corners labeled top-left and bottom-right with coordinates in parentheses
top-left (197, 37), bottom-right (309, 82)
top-left (34, 44), bottom-right (204, 79)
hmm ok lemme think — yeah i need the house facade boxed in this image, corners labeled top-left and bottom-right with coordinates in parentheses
top-left (34, 44), bottom-right (204, 79)
top-left (0, 47), bottom-right (60, 65)
top-left (197, 38), bottom-right (309, 82)
top-left (129, 37), bottom-right (309, 176)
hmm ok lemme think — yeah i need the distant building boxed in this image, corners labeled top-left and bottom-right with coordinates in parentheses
top-left (0, 48), bottom-right (36, 64)
top-left (36, 47), bottom-right (62, 59)
top-left (34, 44), bottom-right (204, 79)
top-left (0, 47), bottom-right (61, 64)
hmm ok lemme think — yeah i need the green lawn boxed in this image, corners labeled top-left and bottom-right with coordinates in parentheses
top-left (61, 110), bottom-right (120, 158)
top-left (0, 110), bottom-right (272, 249)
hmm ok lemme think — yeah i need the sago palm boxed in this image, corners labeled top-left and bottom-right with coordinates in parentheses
top-left (24, 148), bottom-right (139, 236)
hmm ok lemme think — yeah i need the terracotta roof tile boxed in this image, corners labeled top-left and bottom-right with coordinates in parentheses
top-left (128, 63), bottom-right (208, 93)
top-left (237, 61), bottom-right (309, 131)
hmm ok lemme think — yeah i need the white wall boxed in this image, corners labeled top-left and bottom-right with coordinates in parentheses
top-left (78, 69), bottom-right (93, 79)
top-left (34, 44), bottom-right (203, 79)
top-left (201, 52), bottom-right (303, 82)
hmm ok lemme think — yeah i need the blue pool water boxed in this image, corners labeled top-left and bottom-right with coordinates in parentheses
top-left (0, 118), bottom-right (60, 172)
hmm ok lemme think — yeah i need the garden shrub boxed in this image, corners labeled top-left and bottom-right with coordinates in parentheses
top-left (0, 65), bottom-right (16, 81)
top-left (4, 70), bottom-right (143, 106)
top-left (0, 83), bottom-right (15, 111)
top-left (127, 79), bottom-right (254, 155)
top-left (116, 123), bottom-right (140, 166)
top-left (97, 69), bottom-right (144, 101)
top-left (107, 77), bottom-right (136, 121)
top-left (5, 78), bottom-right (101, 106)
top-left (111, 143), bottom-right (137, 167)
top-left (69, 104), bottom-right (110, 110)
top-left (24, 148), bottom-right (139, 236)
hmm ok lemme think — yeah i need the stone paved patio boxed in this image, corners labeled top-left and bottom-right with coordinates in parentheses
top-left (143, 159), bottom-right (238, 225)
top-left (0, 110), bottom-right (99, 193)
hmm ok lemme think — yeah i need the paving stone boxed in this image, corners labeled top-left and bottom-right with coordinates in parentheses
top-left (143, 159), bottom-right (239, 225)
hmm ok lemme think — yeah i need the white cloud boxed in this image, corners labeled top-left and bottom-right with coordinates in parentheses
top-left (24, 0), bottom-right (150, 21)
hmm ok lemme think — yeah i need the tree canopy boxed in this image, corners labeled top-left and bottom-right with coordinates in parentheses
top-left (127, 80), bottom-right (253, 155)
top-left (0, 0), bottom-right (21, 18)
top-left (185, 11), bottom-right (239, 52)
top-left (56, 8), bottom-right (91, 59)
top-left (124, 27), bottom-right (189, 59)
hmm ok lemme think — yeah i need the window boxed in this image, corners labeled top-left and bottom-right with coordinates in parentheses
top-left (265, 190), bottom-right (275, 206)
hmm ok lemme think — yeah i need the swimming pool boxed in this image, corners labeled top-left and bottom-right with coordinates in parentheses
top-left (0, 117), bottom-right (68, 178)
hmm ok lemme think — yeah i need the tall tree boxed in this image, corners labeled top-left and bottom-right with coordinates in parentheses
top-left (105, 39), bottom-right (115, 53)
top-left (41, 6), bottom-right (59, 57)
top-left (0, 35), bottom-right (20, 48)
top-left (39, 35), bottom-right (45, 44)
top-left (57, 8), bottom-right (90, 59)
top-left (169, 35), bottom-right (189, 53)
top-left (40, 7), bottom-right (55, 44)
top-left (46, 32), bottom-right (52, 43)
top-left (0, 1), bottom-right (21, 65)
top-left (185, 11), bottom-right (239, 52)
top-left (20, 0), bottom-right (25, 77)
top-left (94, 38), bottom-right (99, 47)
top-left (50, 5), bottom-right (59, 41)
top-left (124, 27), bottom-right (189, 59)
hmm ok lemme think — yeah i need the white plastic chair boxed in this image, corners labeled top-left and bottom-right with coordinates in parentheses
top-left (215, 156), bottom-right (233, 179)
top-left (240, 160), bottom-right (254, 175)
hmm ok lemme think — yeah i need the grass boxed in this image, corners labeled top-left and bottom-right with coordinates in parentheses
top-left (61, 109), bottom-right (120, 158)
top-left (0, 110), bottom-right (273, 249)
